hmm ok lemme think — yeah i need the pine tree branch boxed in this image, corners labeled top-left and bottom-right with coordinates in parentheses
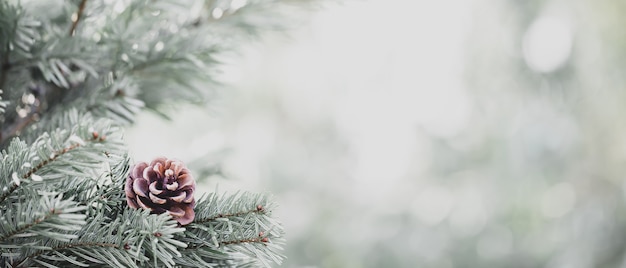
top-left (0, 2), bottom-right (39, 90)
top-left (220, 237), bottom-right (268, 246)
top-left (0, 195), bottom-right (87, 267)
top-left (178, 193), bottom-right (284, 267)
top-left (0, 1), bottom-right (322, 266)
top-left (0, 132), bottom-right (103, 204)
top-left (14, 242), bottom-right (119, 268)
top-left (0, 182), bottom-right (19, 206)
top-left (192, 205), bottom-right (267, 224)
top-left (187, 237), bottom-right (269, 250)
top-left (21, 133), bottom-right (101, 179)
top-left (4, 52), bottom-right (88, 71)
top-left (0, 208), bottom-right (58, 243)
top-left (0, 184), bottom-right (18, 206)
top-left (69, 0), bottom-right (88, 37)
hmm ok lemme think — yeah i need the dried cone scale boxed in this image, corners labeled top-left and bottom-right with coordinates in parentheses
top-left (125, 157), bottom-right (196, 225)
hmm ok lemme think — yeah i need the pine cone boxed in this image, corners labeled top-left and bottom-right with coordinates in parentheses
top-left (125, 157), bottom-right (196, 225)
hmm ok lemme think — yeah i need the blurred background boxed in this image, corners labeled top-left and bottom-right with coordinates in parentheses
top-left (127, 0), bottom-right (626, 267)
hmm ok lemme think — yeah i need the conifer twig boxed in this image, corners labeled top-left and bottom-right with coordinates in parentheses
top-left (0, 132), bottom-right (104, 203)
top-left (15, 242), bottom-right (119, 268)
top-left (186, 237), bottom-right (269, 250)
top-left (0, 208), bottom-right (59, 242)
top-left (192, 205), bottom-right (267, 224)
top-left (69, 0), bottom-right (88, 36)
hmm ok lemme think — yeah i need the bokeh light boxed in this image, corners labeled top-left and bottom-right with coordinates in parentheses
top-left (523, 16), bottom-right (573, 73)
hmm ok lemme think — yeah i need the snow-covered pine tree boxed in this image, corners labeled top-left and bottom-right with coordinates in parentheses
top-left (0, 0), bottom-right (316, 267)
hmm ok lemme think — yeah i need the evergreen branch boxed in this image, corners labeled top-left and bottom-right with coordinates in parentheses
top-left (0, 1), bottom-right (40, 89)
top-left (189, 0), bottom-right (318, 35)
top-left (0, 2), bottom-right (17, 90)
top-left (119, 209), bottom-right (186, 268)
top-left (2, 52), bottom-right (93, 73)
top-left (10, 214), bottom-right (135, 268)
top-left (0, 184), bottom-right (18, 207)
top-left (0, 110), bottom-right (126, 206)
top-left (129, 54), bottom-right (211, 74)
top-left (0, 1), bottom-right (324, 266)
top-left (0, 194), bottom-right (86, 254)
top-left (9, 209), bottom-right (184, 268)
top-left (0, 131), bottom-right (103, 204)
top-left (84, 76), bottom-right (145, 125)
top-left (70, 154), bottom-right (129, 218)
top-left (69, 0), bottom-right (88, 37)
top-left (187, 237), bottom-right (269, 249)
top-left (193, 205), bottom-right (267, 224)
top-left (0, 140), bottom-right (28, 204)
top-left (21, 132), bottom-right (101, 179)
top-left (19, 242), bottom-right (119, 267)
top-left (177, 192), bottom-right (285, 267)
top-left (0, 206), bottom-right (58, 243)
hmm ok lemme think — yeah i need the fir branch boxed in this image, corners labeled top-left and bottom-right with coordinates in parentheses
top-left (21, 132), bottom-right (101, 179)
top-left (120, 209), bottom-right (186, 268)
top-left (0, 1), bottom-right (326, 267)
top-left (0, 139), bottom-right (28, 200)
top-left (0, 182), bottom-right (19, 206)
top-left (71, 154), bottom-right (129, 218)
top-left (0, 131), bottom-right (103, 204)
top-left (2, 52), bottom-right (91, 74)
top-left (0, 208), bottom-right (57, 243)
top-left (0, 194), bottom-right (87, 261)
top-left (0, 1), bottom-right (40, 88)
top-left (10, 214), bottom-right (135, 268)
top-left (69, 0), bottom-right (88, 37)
top-left (220, 237), bottom-right (269, 246)
top-left (16, 242), bottom-right (119, 268)
top-left (178, 192), bottom-right (285, 267)
top-left (0, 2), bottom-right (16, 90)
top-left (0, 110), bottom-right (126, 206)
top-left (193, 205), bottom-right (267, 224)
top-left (189, 0), bottom-right (318, 35)
top-left (8, 209), bottom-right (185, 268)
top-left (84, 76), bottom-right (145, 125)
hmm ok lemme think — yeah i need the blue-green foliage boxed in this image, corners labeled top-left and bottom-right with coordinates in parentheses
top-left (0, 0), bottom-right (311, 266)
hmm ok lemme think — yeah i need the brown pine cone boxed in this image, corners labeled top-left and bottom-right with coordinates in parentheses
top-left (125, 157), bottom-right (196, 225)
